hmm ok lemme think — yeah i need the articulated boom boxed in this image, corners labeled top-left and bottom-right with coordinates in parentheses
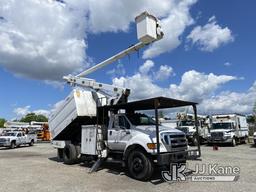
top-left (63, 75), bottom-right (130, 105)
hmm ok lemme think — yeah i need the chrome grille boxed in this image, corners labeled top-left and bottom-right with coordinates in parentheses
top-left (211, 132), bottom-right (224, 139)
top-left (162, 133), bottom-right (187, 151)
top-left (0, 138), bottom-right (6, 142)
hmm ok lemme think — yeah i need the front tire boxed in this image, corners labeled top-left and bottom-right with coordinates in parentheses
top-left (231, 137), bottom-right (236, 147)
top-left (127, 150), bottom-right (154, 181)
top-left (10, 141), bottom-right (15, 149)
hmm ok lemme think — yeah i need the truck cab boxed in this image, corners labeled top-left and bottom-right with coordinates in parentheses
top-left (207, 114), bottom-right (248, 146)
top-left (108, 113), bottom-right (187, 154)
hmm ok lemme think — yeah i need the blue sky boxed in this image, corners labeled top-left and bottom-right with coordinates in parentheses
top-left (0, 0), bottom-right (255, 120)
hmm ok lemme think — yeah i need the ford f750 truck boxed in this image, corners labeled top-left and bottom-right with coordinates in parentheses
top-left (49, 12), bottom-right (201, 181)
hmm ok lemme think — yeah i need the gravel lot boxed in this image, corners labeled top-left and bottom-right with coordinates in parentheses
top-left (0, 143), bottom-right (255, 192)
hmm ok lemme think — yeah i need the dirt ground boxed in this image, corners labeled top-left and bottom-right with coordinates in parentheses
top-left (0, 143), bottom-right (255, 192)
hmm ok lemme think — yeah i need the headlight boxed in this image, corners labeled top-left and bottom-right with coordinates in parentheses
top-left (253, 132), bottom-right (256, 138)
top-left (207, 133), bottom-right (211, 137)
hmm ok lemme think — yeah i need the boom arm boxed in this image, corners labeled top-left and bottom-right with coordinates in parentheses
top-left (63, 75), bottom-right (130, 105)
top-left (64, 12), bottom-right (164, 105)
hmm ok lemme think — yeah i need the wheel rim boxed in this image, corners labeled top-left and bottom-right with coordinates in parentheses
top-left (132, 157), bottom-right (144, 174)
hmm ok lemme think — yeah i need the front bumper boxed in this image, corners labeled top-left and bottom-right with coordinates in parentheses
top-left (0, 141), bottom-right (10, 147)
top-left (207, 137), bottom-right (232, 144)
top-left (156, 149), bottom-right (200, 165)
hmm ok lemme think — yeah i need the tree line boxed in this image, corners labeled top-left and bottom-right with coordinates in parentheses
top-left (0, 113), bottom-right (48, 127)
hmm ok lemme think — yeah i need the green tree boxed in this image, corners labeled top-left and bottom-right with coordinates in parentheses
top-left (20, 113), bottom-right (48, 123)
top-left (247, 115), bottom-right (255, 123)
top-left (0, 118), bottom-right (6, 127)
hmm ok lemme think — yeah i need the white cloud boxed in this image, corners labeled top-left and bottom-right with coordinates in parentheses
top-left (33, 109), bottom-right (50, 117)
top-left (187, 16), bottom-right (234, 51)
top-left (86, 0), bottom-right (171, 33)
top-left (139, 60), bottom-right (154, 74)
top-left (143, 0), bottom-right (197, 58)
top-left (106, 61), bottom-right (126, 77)
top-left (113, 61), bottom-right (238, 101)
top-left (13, 105), bottom-right (31, 117)
top-left (200, 82), bottom-right (256, 114)
top-left (155, 65), bottom-right (173, 80)
top-left (0, 0), bottom-right (88, 81)
top-left (112, 61), bottom-right (252, 114)
top-left (169, 70), bottom-right (238, 102)
top-left (0, 0), bottom-right (199, 82)
top-left (13, 105), bottom-right (50, 118)
top-left (224, 62), bottom-right (232, 67)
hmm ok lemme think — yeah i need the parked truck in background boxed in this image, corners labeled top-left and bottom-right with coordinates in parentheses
top-left (207, 114), bottom-right (248, 146)
top-left (174, 113), bottom-right (209, 146)
top-left (0, 131), bottom-right (37, 149)
top-left (49, 12), bottom-right (201, 181)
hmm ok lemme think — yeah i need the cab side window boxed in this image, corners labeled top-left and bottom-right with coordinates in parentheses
top-left (119, 116), bottom-right (130, 129)
top-left (17, 133), bottom-right (21, 137)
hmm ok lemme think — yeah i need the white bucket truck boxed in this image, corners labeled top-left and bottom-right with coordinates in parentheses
top-left (207, 114), bottom-right (248, 146)
top-left (176, 113), bottom-right (209, 146)
top-left (49, 12), bottom-right (201, 181)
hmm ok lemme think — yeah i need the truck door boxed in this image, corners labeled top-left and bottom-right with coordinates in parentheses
top-left (107, 115), bottom-right (121, 150)
top-left (108, 115), bottom-right (132, 151)
top-left (116, 115), bottom-right (132, 150)
top-left (16, 133), bottom-right (22, 145)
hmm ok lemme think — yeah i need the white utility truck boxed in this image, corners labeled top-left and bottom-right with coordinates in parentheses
top-left (175, 113), bottom-right (209, 146)
top-left (49, 12), bottom-right (201, 181)
top-left (0, 131), bottom-right (37, 149)
top-left (207, 114), bottom-right (248, 146)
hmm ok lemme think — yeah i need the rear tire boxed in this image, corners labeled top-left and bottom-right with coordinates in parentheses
top-left (57, 149), bottom-right (64, 162)
top-left (29, 140), bottom-right (34, 146)
top-left (231, 137), bottom-right (236, 147)
top-left (242, 137), bottom-right (248, 144)
top-left (127, 150), bottom-right (154, 181)
top-left (63, 144), bottom-right (78, 165)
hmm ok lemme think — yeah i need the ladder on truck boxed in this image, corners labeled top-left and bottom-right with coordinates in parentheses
top-left (89, 125), bottom-right (106, 173)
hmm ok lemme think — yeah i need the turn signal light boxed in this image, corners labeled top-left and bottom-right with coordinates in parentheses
top-left (147, 143), bottom-right (157, 149)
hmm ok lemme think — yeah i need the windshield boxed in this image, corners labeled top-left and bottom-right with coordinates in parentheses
top-left (179, 120), bottom-right (195, 126)
top-left (212, 123), bottom-right (232, 130)
top-left (3, 132), bottom-right (17, 136)
top-left (127, 113), bottom-right (156, 126)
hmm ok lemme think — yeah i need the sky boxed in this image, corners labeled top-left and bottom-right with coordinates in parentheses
top-left (0, 0), bottom-right (255, 120)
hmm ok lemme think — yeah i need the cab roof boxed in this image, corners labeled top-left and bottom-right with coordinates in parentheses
top-left (99, 96), bottom-right (197, 111)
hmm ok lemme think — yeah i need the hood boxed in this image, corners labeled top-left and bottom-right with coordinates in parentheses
top-left (210, 129), bottom-right (232, 133)
top-left (135, 125), bottom-right (184, 136)
top-left (0, 136), bottom-right (15, 140)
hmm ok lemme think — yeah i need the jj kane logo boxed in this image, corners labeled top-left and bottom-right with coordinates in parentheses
top-left (162, 163), bottom-right (240, 182)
